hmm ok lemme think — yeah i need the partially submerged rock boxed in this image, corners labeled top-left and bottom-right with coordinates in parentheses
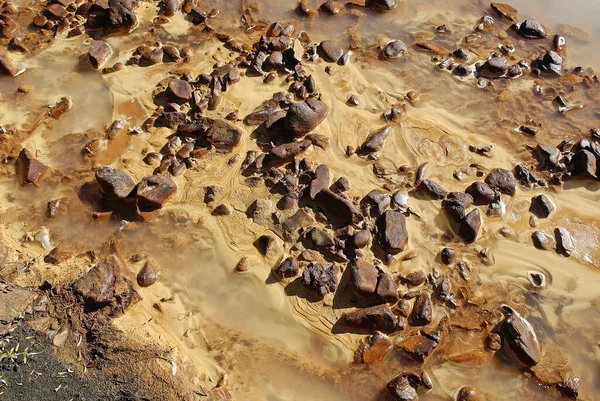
top-left (367, 0), bottom-right (397, 11)
top-left (485, 168), bottom-right (516, 196)
top-left (355, 331), bottom-right (393, 364)
top-left (532, 50), bottom-right (563, 75)
top-left (359, 126), bottom-right (392, 154)
top-left (383, 40), bottom-right (407, 59)
top-left (409, 292), bottom-right (433, 326)
top-left (493, 306), bottom-right (541, 367)
top-left (396, 334), bottom-right (438, 362)
top-left (531, 343), bottom-right (579, 398)
top-left (513, 19), bottom-right (548, 39)
top-left (136, 175), bottom-right (177, 213)
top-left (16, 149), bottom-right (48, 186)
top-left (89, 40), bottom-right (113, 69)
top-left (137, 260), bottom-right (159, 287)
top-left (387, 374), bottom-right (418, 401)
top-left (95, 166), bottom-right (136, 200)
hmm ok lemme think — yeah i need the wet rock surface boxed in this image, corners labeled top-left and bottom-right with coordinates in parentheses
top-left (284, 98), bottom-right (329, 137)
top-left (343, 304), bottom-right (398, 333)
top-left (16, 149), bottom-right (48, 185)
top-left (95, 166), bottom-right (136, 200)
top-left (493, 306), bottom-right (541, 367)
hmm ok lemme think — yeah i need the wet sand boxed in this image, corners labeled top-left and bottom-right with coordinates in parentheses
top-left (0, 0), bottom-right (600, 400)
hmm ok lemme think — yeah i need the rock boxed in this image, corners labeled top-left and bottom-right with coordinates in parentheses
top-left (284, 98), bottom-right (329, 137)
top-left (274, 256), bottom-right (299, 280)
top-left (355, 332), bottom-right (393, 364)
top-left (0, 284), bottom-right (38, 330)
top-left (136, 175), bottom-right (177, 212)
top-left (104, 0), bottom-right (138, 35)
top-left (0, 48), bottom-right (17, 76)
top-left (457, 386), bottom-right (478, 401)
top-left (73, 255), bottom-right (139, 316)
top-left (137, 260), bottom-right (159, 287)
top-left (404, 271), bottom-right (427, 286)
top-left (465, 181), bottom-right (497, 205)
top-left (376, 268), bottom-right (399, 303)
top-left (409, 292), bottom-right (432, 326)
top-left (569, 149), bottom-right (596, 177)
top-left (359, 126), bottom-right (392, 154)
top-left (555, 227), bottom-right (574, 256)
top-left (204, 185), bottom-right (223, 204)
top-left (532, 50), bottom-right (563, 75)
top-left (316, 189), bottom-right (362, 225)
top-left (514, 19), bottom-right (547, 39)
top-left (302, 263), bottom-right (338, 297)
top-left (367, 0), bottom-right (397, 11)
top-left (255, 235), bottom-right (281, 257)
top-left (212, 204), bottom-right (231, 216)
top-left (485, 168), bottom-right (516, 196)
top-left (486, 332), bottom-right (502, 351)
top-left (491, 2), bottom-right (518, 21)
top-left (343, 304), bottom-right (397, 333)
top-left (162, 0), bottom-right (179, 16)
top-left (282, 209), bottom-right (315, 241)
top-left (442, 192), bottom-right (473, 220)
top-left (307, 227), bottom-right (334, 247)
top-left (531, 343), bottom-right (579, 398)
top-left (383, 40), bottom-right (407, 59)
top-left (363, 190), bottom-right (391, 215)
top-left (168, 79), bottom-right (193, 103)
top-left (387, 374), bottom-right (418, 401)
top-left (44, 244), bottom-right (72, 265)
top-left (493, 306), bottom-right (541, 367)
top-left (458, 209), bottom-right (481, 243)
top-left (352, 230), bottom-right (372, 248)
top-left (321, 0), bottom-right (341, 14)
top-left (392, 191), bottom-right (409, 208)
top-left (453, 64), bottom-right (473, 77)
top-left (310, 164), bottom-right (331, 199)
top-left (479, 55), bottom-right (510, 78)
top-left (16, 149), bottom-right (48, 186)
top-left (318, 40), bottom-right (344, 62)
top-left (246, 199), bottom-right (272, 224)
top-left (396, 334), bottom-right (438, 362)
top-left (530, 194), bottom-right (555, 218)
top-left (207, 120), bottom-right (243, 150)
top-left (532, 231), bottom-right (556, 251)
top-left (95, 166), bottom-right (136, 200)
top-left (89, 40), bottom-right (113, 69)
top-left (351, 259), bottom-right (379, 296)
top-left (269, 139), bottom-right (312, 163)
top-left (417, 179), bottom-right (447, 200)
top-left (376, 210), bottom-right (408, 253)
top-left (533, 144), bottom-right (561, 168)
top-left (440, 247), bottom-right (457, 264)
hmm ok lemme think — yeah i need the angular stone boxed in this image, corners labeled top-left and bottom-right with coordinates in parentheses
top-left (95, 166), bottom-right (136, 200)
top-left (485, 168), bottom-right (516, 196)
top-left (105, 0), bottom-right (138, 35)
top-left (396, 335), bottom-right (438, 362)
top-left (465, 181), bottom-right (497, 205)
top-left (72, 255), bottom-right (139, 316)
top-left (302, 263), bottom-right (338, 297)
top-left (514, 19), bottom-right (547, 39)
top-left (493, 306), bottom-right (541, 367)
top-left (207, 120), bottom-right (243, 150)
top-left (364, 190), bottom-right (391, 215)
top-left (307, 227), bottom-right (334, 247)
top-left (89, 40), bottom-right (113, 69)
top-left (530, 194), bottom-right (555, 218)
top-left (532, 231), bottom-right (556, 251)
top-left (316, 189), bottom-right (362, 226)
top-left (532, 50), bottom-right (563, 75)
top-left (16, 149), bottom-right (48, 186)
top-left (137, 260), bottom-right (159, 287)
top-left (351, 259), bottom-right (379, 296)
top-left (274, 256), bottom-right (299, 280)
top-left (168, 79), bottom-right (193, 103)
top-left (343, 304), bottom-right (397, 333)
top-left (479, 55), bottom-right (509, 78)
top-left (387, 374), bottom-right (418, 401)
top-left (376, 268), bottom-right (399, 303)
top-left (269, 139), bottom-right (312, 162)
top-left (44, 244), bottom-right (72, 265)
top-left (310, 164), bottom-right (331, 200)
top-left (367, 0), bottom-right (397, 11)
top-left (459, 208), bottom-right (481, 243)
top-left (355, 331), bottom-right (393, 364)
top-left (282, 209), bottom-right (315, 241)
top-left (359, 126), bottom-right (392, 154)
top-left (442, 192), bottom-right (473, 220)
top-left (569, 150), bottom-right (596, 177)
top-left (555, 227), bottom-right (574, 256)
top-left (409, 292), bottom-right (432, 326)
top-left (417, 179), bottom-right (447, 200)
top-left (491, 2), bottom-right (518, 21)
top-left (533, 144), bottom-right (560, 168)
top-left (376, 210), bottom-right (408, 253)
top-left (136, 174), bottom-right (177, 212)
top-left (284, 98), bottom-right (329, 137)
top-left (321, 0), bottom-right (341, 14)
top-left (0, 48), bottom-right (17, 76)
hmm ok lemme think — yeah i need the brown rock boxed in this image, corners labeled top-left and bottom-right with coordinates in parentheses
top-left (95, 166), bottom-right (136, 200)
top-left (284, 98), bottom-right (329, 137)
top-left (355, 331), bottom-right (393, 364)
top-left (396, 334), bottom-right (438, 362)
top-left (104, 0), bottom-right (138, 35)
top-left (368, 0), bottom-right (397, 11)
top-left (359, 126), bottom-right (391, 154)
top-left (44, 244), bottom-right (72, 265)
top-left (493, 306), bottom-right (541, 367)
top-left (409, 292), bottom-right (433, 326)
top-left (459, 209), bottom-right (481, 243)
top-left (318, 40), bottom-right (345, 62)
top-left (274, 256), bottom-right (299, 280)
top-left (351, 259), bottom-right (379, 296)
top-left (136, 174), bottom-right (177, 212)
top-left (0, 48), bottom-right (17, 76)
top-left (387, 374), bottom-right (418, 401)
top-left (465, 181), bottom-right (497, 205)
top-left (302, 263), bottom-right (338, 297)
top-left (310, 164), bottom-right (331, 199)
top-left (491, 2), bottom-right (518, 21)
top-left (73, 255), bottom-right (139, 316)
top-left (531, 343), bottom-right (579, 398)
top-left (206, 120), bottom-right (243, 150)
top-left (457, 386), bottom-right (478, 401)
top-left (418, 179), bottom-right (447, 200)
top-left (16, 149), bottom-right (47, 186)
top-left (162, 0), bottom-right (179, 16)
top-left (269, 139), bottom-right (312, 162)
top-left (343, 304), bottom-right (398, 333)
top-left (321, 0), bottom-right (342, 14)
top-left (352, 230), bottom-right (372, 248)
top-left (137, 260), bottom-right (159, 287)
top-left (316, 189), bottom-right (362, 226)
top-left (376, 210), bottom-right (408, 253)
top-left (168, 78), bottom-right (193, 103)
top-left (485, 168), bottom-right (516, 196)
top-left (89, 40), bottom-right (113, 69)
top-left (376, 268), bottom-right (399, 303)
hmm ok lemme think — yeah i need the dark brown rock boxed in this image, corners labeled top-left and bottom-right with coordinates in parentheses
top-left (302, 263), bottom-right (338, 297)
top-left (352, 230), bottom-right (372, 248)
top-left (44, 244), bottom-right (72, 265)
top-left (457, 386), bottom-right (478, 401)
top-left (136, 174), bottom-right (177, 212)
top-left (137, 260), bottom-right (159, 287)
top-left (16, 149), bottom-right (48, 186)
top-left (351, 259), bottom-right (379, 296)
top-left (284, 98), bottom-right (329, 137)
top-left (318, 40), bottom-right (344, 62)
top-left (387, 374), bottom-right (418, 401)
top-left (316, 189), bottom-right (362, 226)
top-left (376, 210), bottom-right (408, 253)
top-left (383, 40), bottom-right (407, 59)
top-left (465, 181), bottom-right (497, 205)
top-left (321, 0), bottom-right (342, 14)
top-left (364, 190), bottom-right (391, 215)
top-left (89, 40), bottom-right (113, 69)
top-left (207, 120), bottom-right (243, 150)
top-left (514, 19), bottom-right (547, 39)
top-left (343, 304), bottom-right (398, 333)
top-left (396, 334), bottom-right (438, 362)
top-left (458, 208), bottom-right (481, 243)
top-left (555, 227), bottom-right (574, 256)
top-left (95, 166), bottom-right (136, 200)
top-left (274, 256), bottom-right (299, 280)
top-left (73, 255), bottom-right (139, 316)
top-left (479, 55), bottom-right (510, 78)
top-left (0, 48), bottom-right (17, 76)
top-left (355, 331), bottom-right (393, 364)
top-left (485, 168), bottom-right (516, 196)
top-left (310, 164), bottom-right (331, 200)
top-left (104, 0), bottom-right (138, 35)
top-left (440, 247), bottom-right (457, 264)
top-left (491, 2), bottom-right (518, 21)
top-left (569, 149), bottom-right (596, 177)
top-left (532, 50), bottom-right (563, 75)
top-left (493, 306), bottom-right (541, 367)
top-left (162, 0), bottom-right (179, 16)
top-left (442, 192), bottom-right (473, 220)
top-left (530, 194), bottom-right (555, 218)
top-left (168, 79), bottom-right (193, 103)
top-left (359, 126), bottom-right (391, 154)
top-left (307, 227), bottom-right (334, 247)
top-left (417, 179), bottom-right (447, 200)
top-left (376, 268), bottom-right (399, 303)
top-left (409, 292), bottom-right (432, 326)
top-left (269, 139), bottom-right (312, 162)
top-left (367, 0), bottom-right (397, 11)
top-left (533, 144), bottom-right (561, 168)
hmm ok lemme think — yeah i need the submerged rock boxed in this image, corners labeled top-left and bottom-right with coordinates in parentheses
top-left (95, 166), bottom-right (136, 200)
top-left (387, 374), bottom-right (418, 401)
top-left (493, 306), bottom-right (541, 367)
top-left (355, 331), bottom-right (393, 364)
top-left (16, 149), bottom-right (48, 186)
top-left (88, 40), bottom-right (113, 69)
top-left (531, 343), bottom-right (580, 398)
top-left (284, 98), bottom-right (329, 137)
top-left (343, 304), bottom-right (398, 333)
top-left (367, 0), bottom-right (397, 11)
top-left (302, 263), bottom-right (338, 297)
top-left (383, 40), bottom-right (407, 59)
top-left (376, 210), bottom-right (409, 253)
top-left (532, 50), bottom-right (563, 75)
top-left (137, 260), bottom-right (159, 287)
top-left (136, 175), bottom-right (177, 212)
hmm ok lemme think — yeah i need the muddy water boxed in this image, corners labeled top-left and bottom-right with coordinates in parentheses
top-left (1, 0), bottom-right (600, 400)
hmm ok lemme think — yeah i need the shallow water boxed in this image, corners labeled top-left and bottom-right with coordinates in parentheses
top-left (1, 0), bottom-right (600, 400)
